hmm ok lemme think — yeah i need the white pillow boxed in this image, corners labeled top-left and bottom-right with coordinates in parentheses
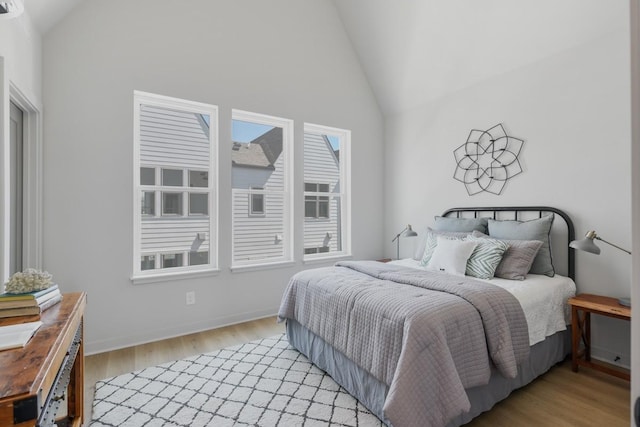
top-left (427, 237), bottom-right (477, 276)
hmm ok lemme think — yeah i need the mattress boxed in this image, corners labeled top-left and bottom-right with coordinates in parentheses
top-left (390, 258), bottom-right (576, 345)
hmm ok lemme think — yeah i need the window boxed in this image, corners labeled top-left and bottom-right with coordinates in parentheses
top-left (303, 124), bottom-right (351, 259)
top-left (162, 168), bottom-right (183, 186)
top-left (162, 253), bottom-right (183, 268)
top-left (133, 91), bottom-right (218, 280)
top-left (189, 193), bottom-right (208, 215)
top-left (140, 167), bottom-right (155, 185)
top-left (141, 255), bottom-right (156, 270)
top-left (249, 187), bottom-right (265, 216)
top-left (304, 183), bottom-right (330, 218)
top-left (162, 192), bottom-right (183, 215)
top-left (189, 251), bottom-right (209, 266)
top-left (304, 246), bottom-right (330, 255)
top-left (231, 110), bottom-right (293, 267)
top-left (190, 170), bottom-right (208, 187)
top-left (141, 192), bottom-right (155, 216)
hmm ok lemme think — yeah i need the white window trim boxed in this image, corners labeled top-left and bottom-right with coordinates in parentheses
top-left (229, 259), bottom-right (296, 273)
top-left (302, 253), bottom-right (352, 265)
top-left (231, 109), bottom-right (294, 268)
top-left (131, 267), bottom-right (220, 285)
top-left (132, 91), bottom-right (219, 282)
top-left (303, 123), bottom-right (351, 260)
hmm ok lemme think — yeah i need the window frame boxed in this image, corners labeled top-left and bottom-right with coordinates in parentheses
top-left (132, 91), bottom-right (219, 283)
top-left (0, 82), bottom-right (44, 282)
top-left (230, 109), bottom-right (294, 270)
top-left (303, 123), bottom-right (351, 261)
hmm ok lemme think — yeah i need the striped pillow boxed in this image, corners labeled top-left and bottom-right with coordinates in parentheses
top-left (465, 235), bottom-right (509, 279)
top-left (419, 228), bottom-right (470, 266)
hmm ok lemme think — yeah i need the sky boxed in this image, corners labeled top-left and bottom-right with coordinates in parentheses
top-left (232, 120), bottom-right (274, 143)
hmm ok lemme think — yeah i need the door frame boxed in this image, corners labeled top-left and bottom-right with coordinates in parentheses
top-left (629, 0), bottom-right (639, 423)
top-left (0, 57), bottom-right (43, 283)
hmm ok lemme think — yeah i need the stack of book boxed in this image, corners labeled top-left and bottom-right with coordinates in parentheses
top-left (0, 285), bottom-right (62, 319)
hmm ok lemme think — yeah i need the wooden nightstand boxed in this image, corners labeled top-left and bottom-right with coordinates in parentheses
top-left (568, 293), bottom-right (630, 381)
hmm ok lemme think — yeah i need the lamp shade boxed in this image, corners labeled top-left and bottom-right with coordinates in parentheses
top-left (569, 231), bottom-right (601, 255)
top-left (403, 225), bottom-right (418, 238)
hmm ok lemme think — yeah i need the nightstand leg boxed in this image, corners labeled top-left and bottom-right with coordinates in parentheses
top-left (571, 305), bottom-right (579, 372)
top-left (584, 312), bottom-right (591, 361)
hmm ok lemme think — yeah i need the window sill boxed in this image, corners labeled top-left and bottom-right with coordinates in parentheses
top-left (302, 253), bottom-right (352, 265)
top-left (131, 268), bottom-right (220, 285)
top-left (230, 260), bottom-right (296, 273)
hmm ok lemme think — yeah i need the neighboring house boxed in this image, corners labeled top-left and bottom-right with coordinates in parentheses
top-left (302, 132), bottom-right (341, 255)
top-left (139, 104), bottom-right (211, 270)
top-left (231, 128), bottom-right (341, 261)
top-left (231, 127), bottom-right (285, 263)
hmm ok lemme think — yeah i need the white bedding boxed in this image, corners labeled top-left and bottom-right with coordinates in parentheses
top-left (390, 258), bottom-right (576, 346)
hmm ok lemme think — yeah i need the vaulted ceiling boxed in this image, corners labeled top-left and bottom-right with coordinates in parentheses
top-left (25, 0), bottom-right (84, 35)
top-left (24, 0), bottom-right (626, 116)
top-left (333, 0), bottom-right (626, 115)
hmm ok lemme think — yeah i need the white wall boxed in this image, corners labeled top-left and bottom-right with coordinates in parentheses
top-left (0, 13), bottom-right (42, 101)
top-left (0, 12), bottom-right (42, 284)
top-left (42, 0), bottom-right (384, 353)
top-left (385, 25), bottom-right (632, 365)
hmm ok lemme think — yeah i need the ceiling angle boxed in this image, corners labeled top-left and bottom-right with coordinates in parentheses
top-left (0, 0), bottom-right (24, 19)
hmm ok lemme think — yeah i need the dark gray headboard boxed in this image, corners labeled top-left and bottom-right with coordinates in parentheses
top-left (441, 206), bottom-right (575, 280)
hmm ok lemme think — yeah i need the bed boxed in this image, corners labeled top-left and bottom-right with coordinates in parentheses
top-left (278, 206), bottom-right (577, 427)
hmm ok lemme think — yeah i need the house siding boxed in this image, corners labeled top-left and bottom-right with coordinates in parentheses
top-left (232, 151), bottom-right (286, 263)
top-left (303, 132), bottom-right (341, 253)
top-left (140, 105), bottom-right (209, 169)
top-left (140, 104), bottom-right (211, 257)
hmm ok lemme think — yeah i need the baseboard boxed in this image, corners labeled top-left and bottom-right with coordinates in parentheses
top-left (85, 308), bottom-right (279, 355)
top-left (590, 344), bottom-right (631, 370)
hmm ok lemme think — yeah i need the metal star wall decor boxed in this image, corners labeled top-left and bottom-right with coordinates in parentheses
top-left (453, 124), bottom-right (524, 196)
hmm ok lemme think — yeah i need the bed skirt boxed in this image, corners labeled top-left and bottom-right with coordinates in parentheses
top-left (286, 319), bottom-right (571, 427)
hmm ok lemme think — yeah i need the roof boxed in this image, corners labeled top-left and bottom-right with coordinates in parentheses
top-left (231, 127), bottom-right (283, 169)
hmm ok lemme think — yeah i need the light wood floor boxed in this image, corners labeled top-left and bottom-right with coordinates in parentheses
top-left (84, 317), bottom-right (630, 426)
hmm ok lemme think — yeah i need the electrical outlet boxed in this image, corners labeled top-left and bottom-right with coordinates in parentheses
top-left (186, 291), bottom-right (196, 305)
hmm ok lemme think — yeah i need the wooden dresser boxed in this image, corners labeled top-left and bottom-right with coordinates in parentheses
top-left (0, 292), bottom-right (86, 427)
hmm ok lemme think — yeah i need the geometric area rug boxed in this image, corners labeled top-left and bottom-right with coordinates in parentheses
top-left (90, 334), bottom-right (385, 426)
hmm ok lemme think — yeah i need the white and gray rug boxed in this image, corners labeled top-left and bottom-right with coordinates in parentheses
top-left (90, 334), bottom-right (385, 426)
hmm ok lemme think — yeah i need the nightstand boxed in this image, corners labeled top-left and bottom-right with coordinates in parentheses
top-left (568, 293), bottom-right (630, 381)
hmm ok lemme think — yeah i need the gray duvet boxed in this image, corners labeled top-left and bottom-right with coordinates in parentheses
top-left (277, 261), bottom-right (529, 427)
